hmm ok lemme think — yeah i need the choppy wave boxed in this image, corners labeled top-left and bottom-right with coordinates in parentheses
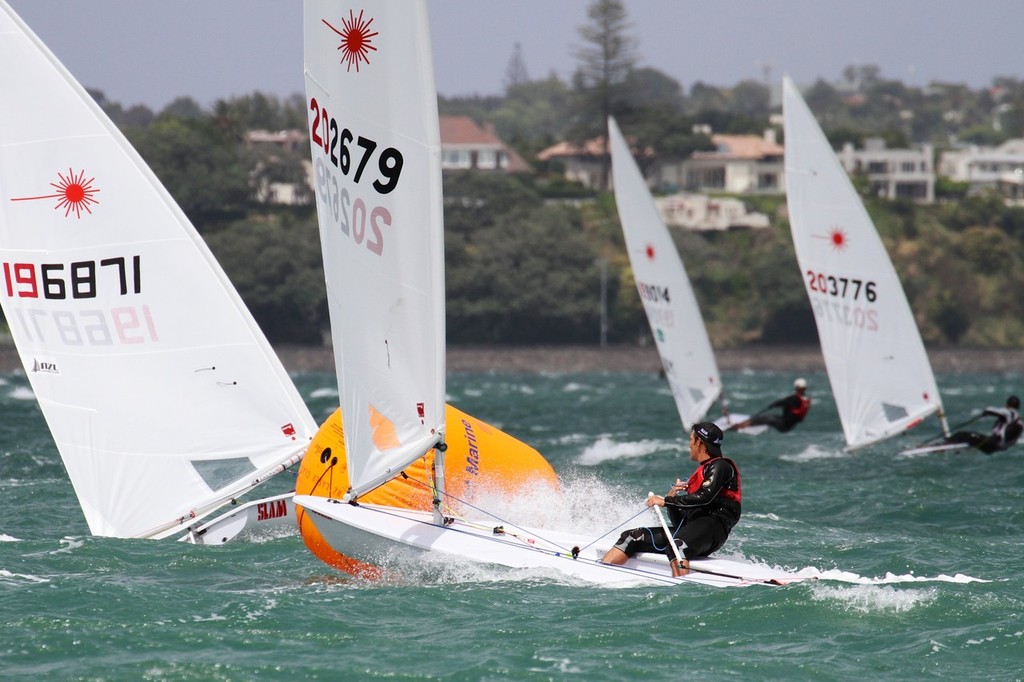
top-left (779, 443), bottom-right (847, 461)
top-left (809, 583), bottom-right (939, 612)
top-left (576, 435), bottom-right (681, 465)
top-left (6, 385), bottom-right (35, 401)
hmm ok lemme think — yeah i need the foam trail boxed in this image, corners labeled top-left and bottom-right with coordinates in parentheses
top-left (800, 566), bottom-right (989, 585)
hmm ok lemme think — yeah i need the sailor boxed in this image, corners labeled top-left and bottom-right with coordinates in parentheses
top-left (727, 378), bottom-right (811, 432)
top-left (601, 422), bottom-right (740, 577)
top-left (946, 395), bottom-right (1023, 454)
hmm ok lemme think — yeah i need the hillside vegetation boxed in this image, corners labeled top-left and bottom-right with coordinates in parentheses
top-left (4, 53), bottom-right (1024, 349)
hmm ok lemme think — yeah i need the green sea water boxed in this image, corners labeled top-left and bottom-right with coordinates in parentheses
top-left (1, 367), bottom-right (1022, 681)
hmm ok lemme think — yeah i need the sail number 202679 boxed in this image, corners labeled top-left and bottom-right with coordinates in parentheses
top-left (310, 97), bottom-right (404, 258)
top-left (309, 97), bottom-right (403, 194)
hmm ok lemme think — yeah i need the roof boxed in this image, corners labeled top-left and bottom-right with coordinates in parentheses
top-left (439, 115), bottom-right (530, 172)
top-left (692, 134), bottom-right (784, 161)
top-left (440, 115), bottom-right (503, 147)
top-left (536, 137), bottom-right (607, 161)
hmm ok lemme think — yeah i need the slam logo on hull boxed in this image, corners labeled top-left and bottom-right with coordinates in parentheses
top-left (31, 358), bottom-right (59, 374)
top-left (256, 498), bottom-right (289, 522)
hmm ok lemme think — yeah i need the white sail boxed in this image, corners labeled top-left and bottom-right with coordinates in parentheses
top-left (608, 118), bottom-right (722, 430)
top-left (304, 0), bottom-right (445, 497)
top-left (782, 75), bottom-right (943, 449)
top-left (0, 2), bottom-right (317, 538)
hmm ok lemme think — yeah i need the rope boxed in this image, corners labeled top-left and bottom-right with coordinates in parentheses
top-left (398, 471), bottom-right (650, 558)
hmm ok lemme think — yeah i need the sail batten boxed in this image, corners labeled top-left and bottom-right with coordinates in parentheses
top-left (782, 75), bottom-right (943, 449)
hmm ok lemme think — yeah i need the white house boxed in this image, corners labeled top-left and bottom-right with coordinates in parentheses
top-left (938, 139), bottom-right (1024, 195)
top-left (837, 137), bottom-right (934, 203)
top-left (654, 131), bottom-right (785, 195)
top-left (655, 193), bottom-right (769, 231)
top-left (439, 116), bottom-right (529, 173)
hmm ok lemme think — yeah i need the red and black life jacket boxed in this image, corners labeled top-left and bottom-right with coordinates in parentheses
top-left (686, 455), bottom-right (742, 504)
top-left (789, 394), bottom-right (811, 420)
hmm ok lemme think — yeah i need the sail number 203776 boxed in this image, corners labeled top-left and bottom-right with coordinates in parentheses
top-left (806, 269), bottom-right (879, 332)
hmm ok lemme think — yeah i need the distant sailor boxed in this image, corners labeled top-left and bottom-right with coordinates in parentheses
top-left (946, 395), bottom-right (1023, 454)
top-left (601, 422), bottom-right (740, 577)
top-left (728, 378), bottom-right (811, 433)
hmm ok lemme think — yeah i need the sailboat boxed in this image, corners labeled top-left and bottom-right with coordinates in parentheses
top-left (782, 75), bottom-right (949, 450)
top-left (607, 117), bottom-right (723, 430)
top-left (293, 0), bottom-right (808, 587)
top-left (607, 117), bottom-right (765, 435)
top-left (0, 1), bottom-right (318, 541)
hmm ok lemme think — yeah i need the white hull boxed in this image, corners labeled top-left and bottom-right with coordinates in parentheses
top-left (715, 413), bottom-right (769, 436)
top-left (180, 492), bottom-right (297, 545)
top-left (295, 495), bottom-right (810, 588)
top-left (899, 442), bottom-right (971, 457)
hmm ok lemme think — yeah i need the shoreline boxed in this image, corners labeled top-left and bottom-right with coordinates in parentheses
top-left (2, 344), bottom-right (1022, 376)
top-left (237, 344), bottom-right (1024, 375)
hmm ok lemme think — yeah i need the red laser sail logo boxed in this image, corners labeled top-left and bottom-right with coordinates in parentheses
top-left (814, 225), bottom-right (848, 251)
top-left (10, 168), bottom-right (100, 219)
top-left (323, 9), bottom-right (378, 71)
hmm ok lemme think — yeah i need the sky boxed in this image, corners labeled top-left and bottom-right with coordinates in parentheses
top-left (5, 0), bottom-right (1023, 112)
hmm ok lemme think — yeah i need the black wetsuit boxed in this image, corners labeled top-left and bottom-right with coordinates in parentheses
top-left (948, 406), bottom-right (1023, 454)
top-left (612, 456), bottom-right (741, 561)
top-left (746, 393), bottom-right (810, 432)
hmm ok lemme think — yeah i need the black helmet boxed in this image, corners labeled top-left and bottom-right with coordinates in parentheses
top-left (1008, 395), bottom-right (1020, 409)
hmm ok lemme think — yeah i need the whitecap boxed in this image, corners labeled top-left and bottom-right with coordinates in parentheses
top-left (8, 386), bottom-right (36, 401)
top-left (576, 435), bottom-right (678, 465)
top-left (50, 536), bottom-right (85, 554)
top-left (0, 569), bottom-right (49, 584)
top-left (309, 387), bottom-right (338, 399)
top-left (0, 533), bottom-right (21, 542)
top-left (779, 443), bottom-right (847, 462)
top-left (810, 583), bottom-right (937, 612)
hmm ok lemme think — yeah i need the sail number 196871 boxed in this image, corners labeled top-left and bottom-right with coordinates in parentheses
top-left (3, 256), bottom-right (141, 299)
top-left (2, 256), bottom-right (158, 346)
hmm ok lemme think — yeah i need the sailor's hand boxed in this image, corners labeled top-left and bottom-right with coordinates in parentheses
top-left (668, 479), bottom-right (686, 495)
top-left (646, 495), bottom-right (665, 507)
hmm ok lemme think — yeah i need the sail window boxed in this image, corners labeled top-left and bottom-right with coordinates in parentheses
top-left (191, 458), bottom-right (257, 491)
top-left (881, 403), bottom-right (909, 423)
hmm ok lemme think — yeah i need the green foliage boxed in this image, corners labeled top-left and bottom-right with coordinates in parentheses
top-left (444, 174), bottom-right (603, 343)
top-left (68, 61), bottom-right (1024, 350)
top-left (203, 213), bottom-right (327, 344)
top-left (935, 175), bottom-right (969, 201)
top-left (126, 114), bottom-right (252, 226)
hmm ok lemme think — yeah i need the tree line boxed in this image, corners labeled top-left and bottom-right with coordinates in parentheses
top-left (4, 0), bottom-right (1024, 350)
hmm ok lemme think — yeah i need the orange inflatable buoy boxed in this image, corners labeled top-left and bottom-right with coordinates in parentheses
top-left (295, 404), bottom-right (559, 576)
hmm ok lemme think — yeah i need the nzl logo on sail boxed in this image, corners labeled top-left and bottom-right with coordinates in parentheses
top-left (31, 358), bottom-right (60, 374)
